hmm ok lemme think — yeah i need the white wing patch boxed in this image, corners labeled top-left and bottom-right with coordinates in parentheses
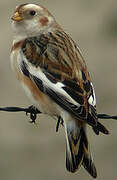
top-left (88, 82), bottom-right (96, 107)
top-left (27, 63), bottom-right (80, 106)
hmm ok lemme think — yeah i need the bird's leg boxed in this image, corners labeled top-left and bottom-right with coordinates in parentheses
top-left (56, 116), bottom-right (64, 132)
top-left (26, 105), bottom-right (41, 124)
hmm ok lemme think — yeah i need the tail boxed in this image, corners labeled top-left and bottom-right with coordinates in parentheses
top-left (65, 121), bottom-right (97, 178)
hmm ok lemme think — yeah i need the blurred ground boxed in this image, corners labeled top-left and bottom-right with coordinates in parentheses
top-left (0, 0), bottom-right (117, 179)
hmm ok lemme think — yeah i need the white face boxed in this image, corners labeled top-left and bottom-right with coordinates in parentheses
top-left (11, 4), bottom-right (54, 39)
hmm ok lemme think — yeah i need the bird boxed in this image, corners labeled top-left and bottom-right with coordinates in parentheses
top-left (10, 3), bottom-right (109, 178)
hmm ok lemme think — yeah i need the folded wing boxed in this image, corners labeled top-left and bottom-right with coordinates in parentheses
top-left (20, 30), bottom-right (108, 133)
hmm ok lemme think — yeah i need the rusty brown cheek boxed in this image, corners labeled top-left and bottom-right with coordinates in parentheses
top-left (39, 17), bottom-right (49, 26)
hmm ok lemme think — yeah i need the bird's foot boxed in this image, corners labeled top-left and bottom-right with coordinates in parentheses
top-left (26, 105), bottom-right (41, 124)
top-left (56, 116), bottom-right (64, 132)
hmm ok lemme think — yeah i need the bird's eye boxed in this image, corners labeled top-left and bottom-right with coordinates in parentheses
top-left (29, 10), bottom-right (36, 16)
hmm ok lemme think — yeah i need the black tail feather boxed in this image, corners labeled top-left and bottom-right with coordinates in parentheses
top-left (82, 154), bottom-right (97, 178)
top-left (82, 128), bottom-right (97, 178)
top-left (66, 125), bottom-right (97, 178)
top-left (66, 128), bottom-right (84, 172)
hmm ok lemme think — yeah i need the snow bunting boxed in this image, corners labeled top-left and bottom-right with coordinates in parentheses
top-left (11, 3), bottom-right (109, 178)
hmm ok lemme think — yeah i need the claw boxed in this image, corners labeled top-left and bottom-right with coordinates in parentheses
top-left (29, 113), bottom-right (37, 123)
top-left (26, 105), bottom-right (41, 124)
top-left (56, 116), bottom-right (64, 132)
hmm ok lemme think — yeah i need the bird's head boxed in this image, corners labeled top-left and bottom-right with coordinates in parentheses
top-left (11, 3), bottom-right (55, 39)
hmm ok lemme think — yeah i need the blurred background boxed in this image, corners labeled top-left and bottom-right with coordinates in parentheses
top-left (0, 0), bottom-right (117, 179)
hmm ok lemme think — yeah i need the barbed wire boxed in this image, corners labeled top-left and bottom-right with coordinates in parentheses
top-left (0, 105), bottom-right (117, 131)
top-left (0, 106), bottom-right (41, 123)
